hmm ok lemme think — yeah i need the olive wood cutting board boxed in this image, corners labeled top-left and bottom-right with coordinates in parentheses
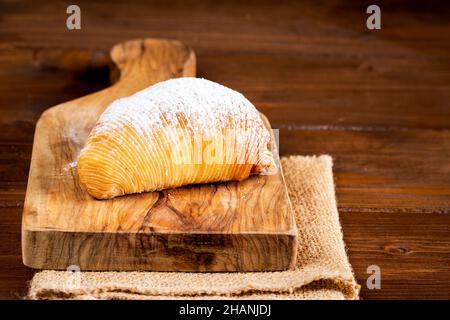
top-left (22, 39), bottom-right (297, 272)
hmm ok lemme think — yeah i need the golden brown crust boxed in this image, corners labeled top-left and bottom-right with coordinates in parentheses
top-left (77, 78), bottom-right (277, 199)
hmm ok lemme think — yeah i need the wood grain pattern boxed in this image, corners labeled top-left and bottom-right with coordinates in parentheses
top-left (280, 129), bottom-right (450, 213)
top-left (1, 0), bottom-right (449, 299)
top-left (21, 39), bottom-right (297, 272)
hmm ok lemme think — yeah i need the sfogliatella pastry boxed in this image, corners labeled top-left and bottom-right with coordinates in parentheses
top-left (77, 77), bottom-right (277, 199)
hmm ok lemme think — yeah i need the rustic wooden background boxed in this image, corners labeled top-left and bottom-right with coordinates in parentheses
top-left (0, 0), bottom-right (449, 299)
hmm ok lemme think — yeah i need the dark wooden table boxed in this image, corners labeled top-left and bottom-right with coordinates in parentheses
top-left (0, 0), bottom-right (449, 300)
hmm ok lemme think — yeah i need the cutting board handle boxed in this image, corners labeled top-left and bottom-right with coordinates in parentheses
top-left (109, 39), bottom-right (196, 86)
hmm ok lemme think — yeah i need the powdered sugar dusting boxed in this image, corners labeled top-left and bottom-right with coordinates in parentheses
top-left (63, 161), bottom-right (78, 172)
top-left (78, 77), bottom-right (277, 198)
top-left (92, 77), bottom-right (267, 139)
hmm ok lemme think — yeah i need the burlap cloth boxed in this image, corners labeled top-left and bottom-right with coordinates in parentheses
top-left (27, 155), bottom-right (360, 300)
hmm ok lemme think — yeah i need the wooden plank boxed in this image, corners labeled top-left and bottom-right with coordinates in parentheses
top-left (2, 1), bottom-right (449, 53)
top-left (341, 211), bottom-right (450, 300)
top-left (280, 128), bottom-right (450, 213)
top-left (203, 53), bottom-right (450, 130)
top-left (0, 48), bottom-right (111, 143)
top-left (0, 1), bottom-right (449, 131)
top-left (0, 207), bottom-right (34, 299)
top-left (1, 43), bottom-right (449, 131)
